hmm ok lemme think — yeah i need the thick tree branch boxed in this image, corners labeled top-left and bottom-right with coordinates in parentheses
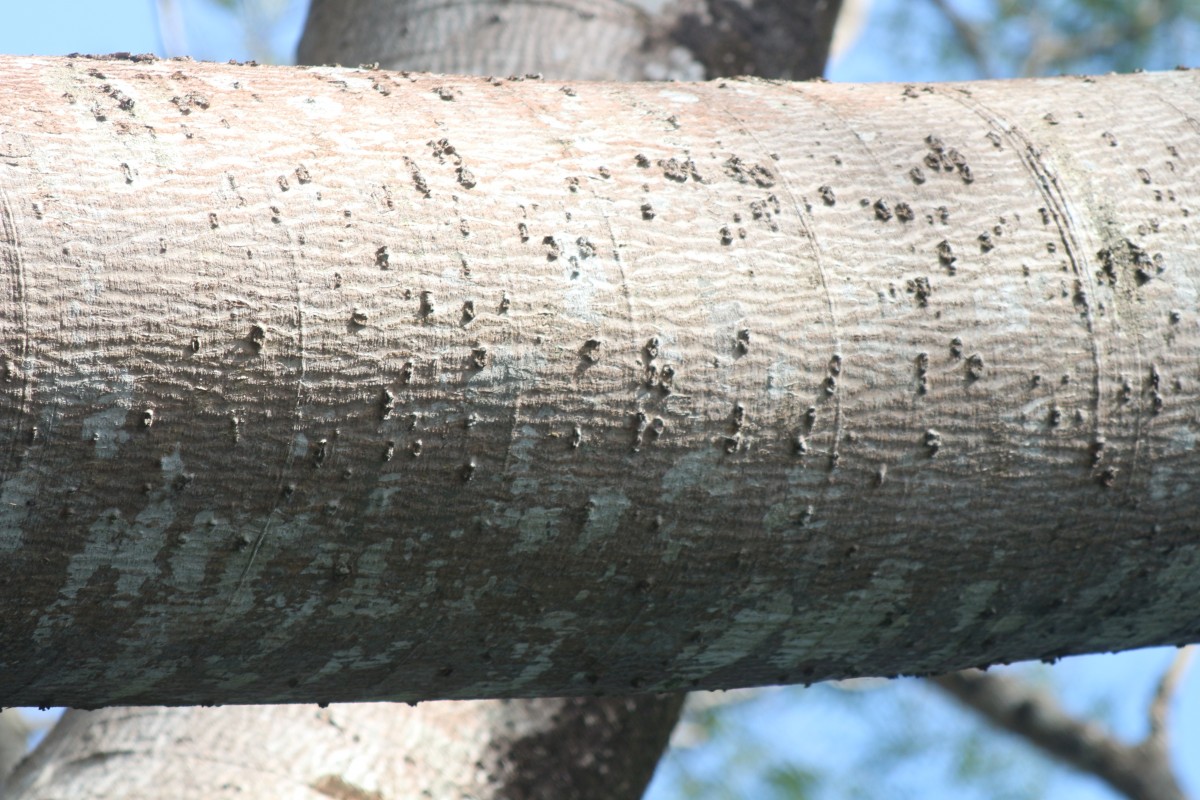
top-left (1, 56), bottom-right (1199, 707)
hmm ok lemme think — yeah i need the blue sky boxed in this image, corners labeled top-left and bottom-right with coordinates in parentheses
top-left (0, 0), bottom-right (306, 64)
top-left (2, 3), bottom-right (1198, 799)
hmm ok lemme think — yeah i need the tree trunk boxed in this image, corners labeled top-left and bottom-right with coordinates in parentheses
top-left (6, 695), bottom-right (684, 799)
top-left (297, 0), bottom-right (843, 81)
top-left (0, 710), bottom-right (29, 794)
top-left (2, 56), bottom-right (1198, 711)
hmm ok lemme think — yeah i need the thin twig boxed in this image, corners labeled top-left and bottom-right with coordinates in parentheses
top-left (152, 0), bottom-right (190, 59)
top-left (925, 0), bottom-right (993, 78)
top-left (1147, 646), bottom-right (1194, 742)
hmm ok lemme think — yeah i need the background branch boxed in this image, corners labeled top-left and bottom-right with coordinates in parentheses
top-left (933, 657), bottom-right (1192, 800)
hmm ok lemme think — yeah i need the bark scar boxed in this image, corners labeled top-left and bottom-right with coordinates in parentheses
top-left (943, 92), bottom-right (1108, 470)
top-left (0, 186), bottom-right (32, 481)
top-left (224, 274), bottom-right (308, 617)
top-left (726, 87), bottom-right (845, 474)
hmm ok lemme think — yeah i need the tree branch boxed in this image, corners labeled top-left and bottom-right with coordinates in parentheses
top-left (3, 55), bottom-right (1200, 706)
top-left (1147, 647), bottom-right (1193, 745)
top-left (932, 665), bottom-right (1188, 800)
top-left (924, 0), bottom-right (993, 77)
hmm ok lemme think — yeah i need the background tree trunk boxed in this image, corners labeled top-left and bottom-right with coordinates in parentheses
top-left (1, 56), bottom-right (1198, 711)
top-left (297, 0), bottom-right (844, 81)
top-left (0, 710), bottom-right (30, 795)
top-left (6, 695), bottom-right (684, 799)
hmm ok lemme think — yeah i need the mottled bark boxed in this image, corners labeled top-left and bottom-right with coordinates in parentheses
top-left (1, 56), bottom-right (1199, 710)
top-left (6, 695), bottom-right (684, 799)
top-left (297, 0), bottom-right (843, 81)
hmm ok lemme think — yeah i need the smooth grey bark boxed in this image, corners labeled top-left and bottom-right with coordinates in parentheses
top-left (1, 56), bottom-right (1199, 710)
top-left (297, 0), bottom-right (843, 81)
top-left (0, 710), bottom-right (30, 795)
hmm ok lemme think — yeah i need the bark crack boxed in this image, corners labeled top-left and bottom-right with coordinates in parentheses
top-left (941, 90), bottom-right (1110, 477)
top-left (740, 87), bottom-right (845, 474)
top-left (224, 271), bottom-right (309, 617)
top-left (0, 187), bottom-right (32, 480)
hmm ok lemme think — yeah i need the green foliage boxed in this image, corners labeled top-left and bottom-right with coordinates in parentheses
top-left (654, 689), bottom-right (823, 800)
top-left (156, 0), bottom-right (300, 63)
top-left (763, 764), bottom-right (820, 798)
top-left (648, 677), bottom-right (1061, 800)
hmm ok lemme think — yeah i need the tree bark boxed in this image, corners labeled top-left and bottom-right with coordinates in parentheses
top-left (6, 695), bottom-right (684, 799)
top-left (0, 709), bottom-right (29, 794)
top-left (297, 0), bottom-right (843, 81)
top-left (2, 55), bottom-right (1199, 709)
